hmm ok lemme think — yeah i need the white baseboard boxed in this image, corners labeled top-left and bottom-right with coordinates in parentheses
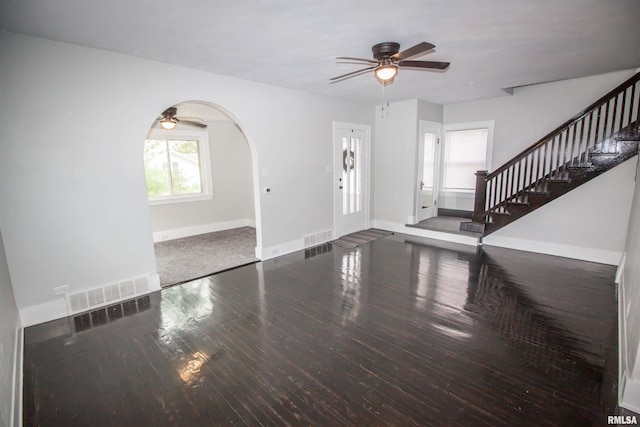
top-left (620, 374), bottom-right (640, 413)
top-left (617, 252), bottom-right (627, 284)
top-left (19, 298), bottom-right (68, 327)
top-left (372, 220), bottom-right (480, 246)
top-left (258, 238), bottom-right (306, 261)
top-left (481, 235), bottom-right (622, 265)
top-left (19, 273), bottom-right (161, 327)
top-left (620, 272), bottom-right (629, 403)
top-left (152, 218), bottom-right (256, 242)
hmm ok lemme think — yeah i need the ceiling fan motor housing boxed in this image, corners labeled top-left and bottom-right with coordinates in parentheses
top-left (162, 107), bottom-right (178, 118)
top-left (372, 42), bottom-right (400, 60)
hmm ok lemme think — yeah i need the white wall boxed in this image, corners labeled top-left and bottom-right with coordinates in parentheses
top-left (620, 163), bottom-right (640, 411)
top-left (0, 229), bottom-right (20, 427)
top-left (0, 32), bottom-right (372, 321)
top-left (149, 122), bottom-right (255, 237)
top-left (444, 70), bottom-right (638, 263)
top-left (373, 99), bottom-right (443, 225)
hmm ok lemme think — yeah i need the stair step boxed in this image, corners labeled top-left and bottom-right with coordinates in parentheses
top-left (506, 200), bottom-right (530, 215)
top-left (545, 178), bottom-right (571, 196)
top-left (507, 199), bottom-right (530, 206)
top-left (459, 221), bottom-right (485, 233)
top-left (527, 190), bottom-right (550, 197)
top-left (590, 152), bottom-right (618, 157)
top-left (488, 211), bottom-right (512, 226)
top-left (567, 164), bottom-right (592, 170)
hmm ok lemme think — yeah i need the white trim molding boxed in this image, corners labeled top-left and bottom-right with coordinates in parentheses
top-left (620, 374), bottom-right (640, 414)
top-left (152, 218), bottom-right (256, 242)
top-left (371, 220), bottom-right (481, 247)
top-left (481, 234), bottom-right (622, 265)
top-left (257, 238), bottom-right (308, 261)
top-left (11, 327), bottom-right (23, 427)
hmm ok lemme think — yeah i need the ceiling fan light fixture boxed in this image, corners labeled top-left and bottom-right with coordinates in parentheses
top-left (160, 117), bottom-right (178, 130)
top-left (375, 64), bottom-right (398, 82)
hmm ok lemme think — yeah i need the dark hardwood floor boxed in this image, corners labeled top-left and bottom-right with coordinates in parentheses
top-left (23, 233), bottom-right (632, 426)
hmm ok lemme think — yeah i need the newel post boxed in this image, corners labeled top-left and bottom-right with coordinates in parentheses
top-left (472, 170), bottom-right (488, 223)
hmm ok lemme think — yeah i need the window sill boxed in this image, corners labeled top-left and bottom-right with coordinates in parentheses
top-left (148, 193), bottom-right (214, 206)
top-left (440, 189), bottom-right (475, 195)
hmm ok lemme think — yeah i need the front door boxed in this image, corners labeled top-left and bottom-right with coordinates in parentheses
top-left (415, 121), bottom-right (441, 222)
top-left (334, 123), bottom-right (369, 238)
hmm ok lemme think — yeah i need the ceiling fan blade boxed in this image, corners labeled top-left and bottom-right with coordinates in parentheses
top-left (179, 119), bottom-right (208, 129)
top-left (392, 42), bottom-right (435, 61)
top-left (337, 61), bottom-right (380, 66)
top-left (329, 66), bottom-right (376, 82)
top-left (398, 60), bottom-right (450, 70)
top-left (336, 56), bottom-right (378, 64)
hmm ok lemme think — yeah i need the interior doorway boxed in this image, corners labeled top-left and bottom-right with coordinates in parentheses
top-left (415, 121), bottom-right (442, 222)
top-left (144, 100), bottom-right (259, 287)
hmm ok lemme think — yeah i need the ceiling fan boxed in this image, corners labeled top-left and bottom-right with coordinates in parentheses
top-left (157, 107), bottom-right (208, 130)
top-left (330, 41), bottom-right (450, 84)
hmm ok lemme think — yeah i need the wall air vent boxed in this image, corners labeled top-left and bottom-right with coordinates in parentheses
top-left (66, 275), bottom-right (152, 315)
top-left (303, 229), bottom-right (333, 248)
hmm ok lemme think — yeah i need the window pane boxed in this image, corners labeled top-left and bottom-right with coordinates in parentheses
top-left (342, 137), bottom-right (362, 215)
top-left (144, 140), bottom-right (171, 197)
top-left (168, 140), bottom-right (202, 195)
top-left (422, 132), bottom-right (436, 189)
top-left (443, 129), bottom-right (488, 191)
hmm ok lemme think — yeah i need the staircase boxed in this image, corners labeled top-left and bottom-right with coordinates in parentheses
top-left (463, 72), bottom-right (640, 236)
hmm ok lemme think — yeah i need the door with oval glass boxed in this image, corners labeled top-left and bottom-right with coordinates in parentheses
top-left (334, 123), bottom-right (370, 238)
top-left (415, 121), bottom-right (442, 222)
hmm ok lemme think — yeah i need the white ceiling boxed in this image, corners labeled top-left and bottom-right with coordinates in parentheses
top-left (2, 0), bottom-right (639, 105)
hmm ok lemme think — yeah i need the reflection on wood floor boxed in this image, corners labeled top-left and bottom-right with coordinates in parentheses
top-left (23, 233), bottom-right (630, 426)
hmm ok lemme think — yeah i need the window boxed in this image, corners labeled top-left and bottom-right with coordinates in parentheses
top-left (144, 129), bottom-right (212, 204)
top-left (442, 122), bottom-right (493, 192)
top-left (342, 136), bottom-right (362, 215)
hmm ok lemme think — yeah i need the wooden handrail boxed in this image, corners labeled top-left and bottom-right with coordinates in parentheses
top-left (486, 72), bottom-right (640, 180)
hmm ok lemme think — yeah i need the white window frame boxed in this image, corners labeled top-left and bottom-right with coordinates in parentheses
top-left (145, 129), bottom-right (213, 205)
top-left (440, 120), bottom-right (494, 194)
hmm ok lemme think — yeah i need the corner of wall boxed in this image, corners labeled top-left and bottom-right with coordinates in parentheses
top-left (12, 327), bottom-right (23, 427)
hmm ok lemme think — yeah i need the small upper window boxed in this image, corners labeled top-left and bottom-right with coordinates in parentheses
top-left (143, 129), bottom-right (212, 204)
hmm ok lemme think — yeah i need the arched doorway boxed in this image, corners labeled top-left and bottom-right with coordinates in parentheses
top-left (143, 100), bottom-right (259, 287)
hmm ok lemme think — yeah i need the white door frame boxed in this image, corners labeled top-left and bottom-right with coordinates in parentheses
top-left (333, 122), bottom-right (371, 238)
top-left (413, 120), bottom-right (442, 223)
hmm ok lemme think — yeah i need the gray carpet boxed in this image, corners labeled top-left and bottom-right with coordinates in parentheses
top-left (154, 226), bottom-right (258, 287)
top-left (331, 228), bottom-right (393, 249)
top-left (406, 216), bottom-right (483, 237)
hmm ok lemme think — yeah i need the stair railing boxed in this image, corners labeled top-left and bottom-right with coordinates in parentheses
top-left (472, 72), bottom-right (640, 223)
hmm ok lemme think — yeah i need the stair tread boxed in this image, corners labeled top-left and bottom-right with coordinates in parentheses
top-left (527, 190), bottom-right (550, 195)
top-left (590, 152), bottom-right (618, 156)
